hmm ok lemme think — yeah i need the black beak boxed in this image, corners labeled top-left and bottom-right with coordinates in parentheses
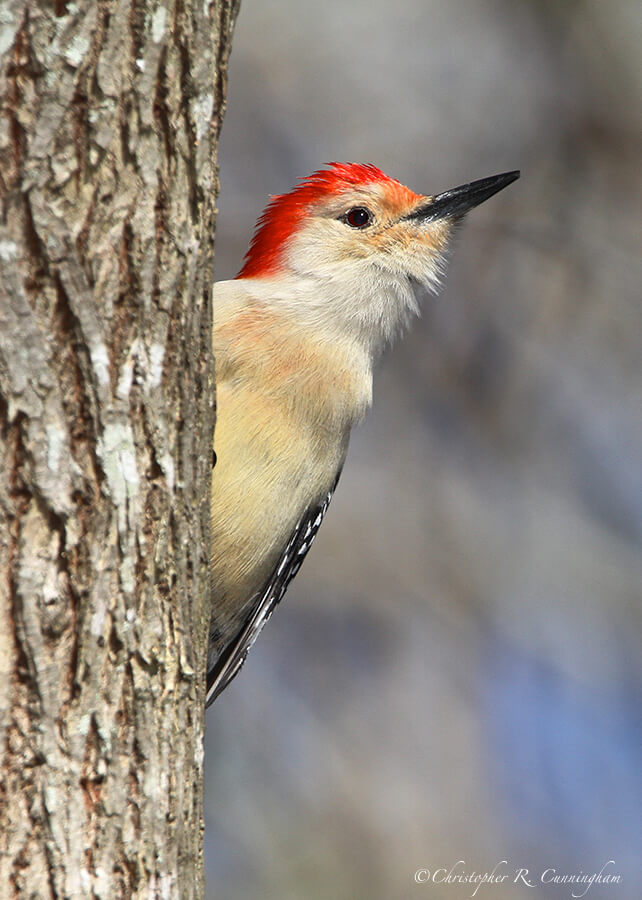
top-left (404, 171), bottom-right (520, 223)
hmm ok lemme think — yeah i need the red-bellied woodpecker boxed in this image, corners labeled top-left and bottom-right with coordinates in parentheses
top-left (207, 163), bottom-right (519, 704)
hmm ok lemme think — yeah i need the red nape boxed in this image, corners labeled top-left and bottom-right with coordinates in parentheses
top-left (236, 163), bottom-right (402, 279)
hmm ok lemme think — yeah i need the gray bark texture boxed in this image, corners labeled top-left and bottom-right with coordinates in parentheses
top-left (0, 1), bottom-right (238, 897)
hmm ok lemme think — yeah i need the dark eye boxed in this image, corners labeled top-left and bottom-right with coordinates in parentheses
top-left (341, 206), bottom-right (373, 228)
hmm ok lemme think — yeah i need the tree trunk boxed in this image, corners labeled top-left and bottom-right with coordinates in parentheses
top-left (0, 1), bottom-right (238, 896)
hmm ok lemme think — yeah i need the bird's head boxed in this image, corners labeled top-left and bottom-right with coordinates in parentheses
top-left (237, 163), bottom-right (519, 355)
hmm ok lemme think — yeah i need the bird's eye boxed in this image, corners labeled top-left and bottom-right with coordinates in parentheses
top-left (341, 207), bottom-right (373, 228)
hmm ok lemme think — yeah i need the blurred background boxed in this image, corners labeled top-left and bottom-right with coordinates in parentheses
top-left (205, 1), bottom-right (642, 897)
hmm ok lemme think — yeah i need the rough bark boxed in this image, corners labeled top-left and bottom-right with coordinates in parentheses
top-left (0, 1), bottom-right (238, 897)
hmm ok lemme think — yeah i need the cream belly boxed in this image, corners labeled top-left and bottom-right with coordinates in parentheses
top-left (210, 379), bottom-right (348, 650)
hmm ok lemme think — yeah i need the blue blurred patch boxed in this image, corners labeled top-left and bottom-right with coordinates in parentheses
top-left (481, 627), bottom-right (642, 896)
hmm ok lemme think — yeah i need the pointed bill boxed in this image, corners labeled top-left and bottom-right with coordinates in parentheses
top-left (405, 171), bottom-right (520, 223)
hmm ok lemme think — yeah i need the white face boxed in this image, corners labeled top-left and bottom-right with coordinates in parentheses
top-left (235, 166), bottom-right (517, 357)
top-left (280, 184), bottom-right (455, 355)
top-left (286, 183), bottom-right (454, 283)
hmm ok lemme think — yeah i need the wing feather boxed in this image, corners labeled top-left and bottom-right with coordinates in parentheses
top-left (206, 470), bottom-right (342, 705)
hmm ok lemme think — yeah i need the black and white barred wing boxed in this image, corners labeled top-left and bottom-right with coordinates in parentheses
top-left (206, 472), bottom-right (341, 706)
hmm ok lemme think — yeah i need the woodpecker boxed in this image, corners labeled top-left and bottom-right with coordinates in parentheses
top-left (208, 163), bottom-right (519, 704)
